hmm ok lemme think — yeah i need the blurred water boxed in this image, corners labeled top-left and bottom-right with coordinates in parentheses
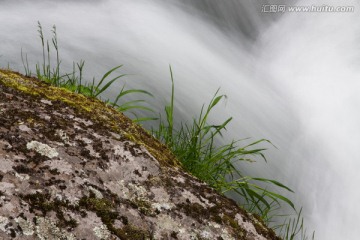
top-left (1, 0), bottom-right (359, 239)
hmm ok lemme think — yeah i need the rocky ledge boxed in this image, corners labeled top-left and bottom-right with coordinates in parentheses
top-left (0, 69), bottom-right (280, 240)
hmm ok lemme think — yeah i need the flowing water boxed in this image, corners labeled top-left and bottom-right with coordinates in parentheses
top-left (1, 0), bottom-right (359, 239)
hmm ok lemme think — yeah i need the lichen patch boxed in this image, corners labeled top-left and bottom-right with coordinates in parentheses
top-left (15, 216), bottom-right (35, 236)
top-left (93, 224), bottom-right (111, 239)
top-left (44, 159), bottom-right (73, 175)
top-left (26, 141), bottom-right (59, 158)
top-left (35, 217), bottom-right (76, 240)
top-left (18, 124), bottom-right (32, 133)
top-left (55, 129), bottom-right (75, 146)
top-left (236, 213), bottom-right (267, 240)
top-left (0, 216), bottom-right (9, 232)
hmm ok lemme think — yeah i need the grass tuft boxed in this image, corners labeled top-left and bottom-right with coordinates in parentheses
top-left (23, 22), bottom-right (154, 122)
top-left (153, 67), bottom-right (294, 216)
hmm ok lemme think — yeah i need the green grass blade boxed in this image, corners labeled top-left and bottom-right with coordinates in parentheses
top-left (252, 178), bottom-right (294, 193)
top-left (94, 74), bottom-right (126, 97)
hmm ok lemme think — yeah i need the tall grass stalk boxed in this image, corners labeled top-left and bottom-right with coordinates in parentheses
top-left (26, 22), bottom-right (154, 121)
top-left (277, 208), bottom-right (315, 240)
top-left (21, 48), bottom-right (31, 77)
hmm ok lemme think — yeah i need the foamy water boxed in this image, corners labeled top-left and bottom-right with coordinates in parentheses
top-left (1, 0), bottom-right (359, 239)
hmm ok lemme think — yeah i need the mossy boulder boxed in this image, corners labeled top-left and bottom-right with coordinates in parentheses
top-left (0, 69), bottom-right (280, 240)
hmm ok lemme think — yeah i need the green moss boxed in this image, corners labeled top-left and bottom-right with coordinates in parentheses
top-left (0, 69), bottom-right (181, 168)
top-left (132, 198), bottom-right (153, 216)
top-left (178, 202), bottom-right (207, 224)
top-left (222, 214), bottom-right (239, 229)
top-left (114, 225), bottom-right (150, 240)
top-left (78, 194), bottom-right (118, 225)
top-left (21, 192), bottom-right (54, 215)
top-left (78, 193), bottom-right (151, 239)
top-left (222, 214), bottom-right (246, 240)
top-left (20, 192), bottom-right (78, 230)
top-left (251, 214), bottom-right (281, 240)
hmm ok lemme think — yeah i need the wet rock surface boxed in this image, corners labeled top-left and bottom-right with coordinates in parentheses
top-left (0, 69), bottom-right (280, 240)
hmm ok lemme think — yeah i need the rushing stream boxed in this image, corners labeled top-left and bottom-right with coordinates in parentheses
top-left (1, 0), bottom-right (359, 239)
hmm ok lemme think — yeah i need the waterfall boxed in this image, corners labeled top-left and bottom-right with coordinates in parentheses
top-left (1, 0), bottom-right (359, 239)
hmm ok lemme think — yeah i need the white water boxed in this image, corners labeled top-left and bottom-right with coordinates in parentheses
top-left (1, 0), bottom-right (359, 239)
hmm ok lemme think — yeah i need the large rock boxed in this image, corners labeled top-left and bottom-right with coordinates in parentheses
top-left (0, 69), bottom-right (280, 240)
